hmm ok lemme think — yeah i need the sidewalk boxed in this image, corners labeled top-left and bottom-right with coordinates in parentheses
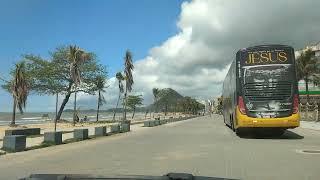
top-left (300, 121), bottom-right (320, 131)
top-left (0, 115), bottom-right (184, 149)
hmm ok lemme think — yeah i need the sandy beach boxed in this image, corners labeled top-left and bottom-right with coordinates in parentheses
top-left (0, 112), bottom-right (182, 140)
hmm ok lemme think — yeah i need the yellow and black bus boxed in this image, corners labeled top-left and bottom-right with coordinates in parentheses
top-left (222, 44), bottom-right (300, 136)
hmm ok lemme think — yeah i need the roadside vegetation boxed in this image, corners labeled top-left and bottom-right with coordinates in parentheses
top-left (0, 45), bottom-right (204, 127)
top-left (296, 49), bottom-right (320, 103)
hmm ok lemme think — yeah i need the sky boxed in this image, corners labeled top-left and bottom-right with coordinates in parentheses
top-left (0, 0), bottom-right (320, 112)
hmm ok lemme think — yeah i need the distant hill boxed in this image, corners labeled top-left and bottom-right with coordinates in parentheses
top-left (63, 88), bottom-right (199, 114)
top-left (105, 107), bottom-right (148, 112)
top-left (159, 88), bottom-right (183, 104)
top-left (151, 88), bottom-right (184, 111)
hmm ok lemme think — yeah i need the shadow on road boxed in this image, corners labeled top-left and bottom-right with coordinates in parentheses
top-left (238, 130), bottom-right (304, 140)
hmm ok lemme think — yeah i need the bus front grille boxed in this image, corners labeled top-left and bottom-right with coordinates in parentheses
top-left (244, 82), bottom-right (292, 101)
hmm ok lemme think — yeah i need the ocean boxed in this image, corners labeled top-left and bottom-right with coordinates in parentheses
top-left (0, 111), bottom-right (148, 126)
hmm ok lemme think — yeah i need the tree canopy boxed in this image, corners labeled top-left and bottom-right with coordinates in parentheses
top-left (10, 46), bottom-right (108, 120)
top-left (296, 49), bottom-right (320, 102)
top-left (124, 95), bottom-right (143, 111)
top-left (22, 46), bottom-right (107, 95)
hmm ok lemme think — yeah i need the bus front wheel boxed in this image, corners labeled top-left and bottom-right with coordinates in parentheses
top-left (231, 116), bottom-right (235, 132)
top-left (235, 128), bottom-right (243, 136)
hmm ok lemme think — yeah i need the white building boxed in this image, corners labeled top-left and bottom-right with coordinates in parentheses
top-left (295, 41), bottom-right (320, 58)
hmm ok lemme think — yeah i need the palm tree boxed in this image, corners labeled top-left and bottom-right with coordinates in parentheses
top-left (123, 50), bottom-right (134, 121)
top-left (95, 76), bottom-right (107, 122)
top-left (152, 88), bottom-right (159, 117)
top-left (67, 45), bottom-right (90, 125)
top-left (113, 72), bottom-right (124, 121)
top-left (296, 49), bottom-right (317, 103)
top-left (10, 62), bottom-right (29, 126)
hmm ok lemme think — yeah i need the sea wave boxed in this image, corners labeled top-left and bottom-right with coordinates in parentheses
top-left (0, 119), bottom-right (49, 126)
top-left (21, 117), bottom-right (43, 120)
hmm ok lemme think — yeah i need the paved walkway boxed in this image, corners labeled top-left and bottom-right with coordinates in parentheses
top-left (300, 121), bottom-right (320, 131)
top-left (0, 122), bottom-right (147, 148)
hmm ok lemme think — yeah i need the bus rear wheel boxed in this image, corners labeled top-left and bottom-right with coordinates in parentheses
top-left (271, 129), bottom-right (286, 137)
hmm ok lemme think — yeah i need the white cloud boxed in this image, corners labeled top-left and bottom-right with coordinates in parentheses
top-left (80, 0), bottom-right (320, 108)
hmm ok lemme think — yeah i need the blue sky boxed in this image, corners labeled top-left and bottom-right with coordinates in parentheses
top-left (0, 0), bottom-right (185, 112)
top-left (1, 0), bottom-right (319, 113)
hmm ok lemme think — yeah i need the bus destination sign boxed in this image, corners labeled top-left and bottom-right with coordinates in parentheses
top-left (242, 49), bottom-right (292, 65)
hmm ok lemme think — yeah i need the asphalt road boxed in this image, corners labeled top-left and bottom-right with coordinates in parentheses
top-left (1, 115), bottom-right (320, 180)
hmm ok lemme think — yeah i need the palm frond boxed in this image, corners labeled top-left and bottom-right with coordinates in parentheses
top-left (124, 50), bottom-right (134, 92)
top-left (68, 45), bottom-right (91, 85)
top-left (98, 92), bottom-right (106, 106)
top-left (11, 62), bottom-right (29, 114)
top-left (116, 72), bottom-right (125, 93)
top-left (296, 48), bottom-right (318, 81)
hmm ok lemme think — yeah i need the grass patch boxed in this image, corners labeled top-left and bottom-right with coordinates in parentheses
top-left (26, 142), bottom-right (56, 151)
top-left (0, 151), bottom-right (6, 156)
top-left (1, 147), bottom-right (13, 153)
top-left (28, 134), bottom-right (44, 138)
top-left (63, 138), bottom-right (78, 144)
top-left (61, 130), bottom-right (74, 134)
top-left (88, 135), bottom-right (96, 139)
top-left (0, 147), bottom-right (23, 153)
top-left (63, 137), bottom-right (92, 144)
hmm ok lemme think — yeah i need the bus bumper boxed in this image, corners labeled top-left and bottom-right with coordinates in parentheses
top-left (236, 108), bottom-right (300, 129)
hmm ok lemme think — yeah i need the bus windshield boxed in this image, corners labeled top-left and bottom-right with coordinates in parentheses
top-left (242, 64), bottom-right (292, 84)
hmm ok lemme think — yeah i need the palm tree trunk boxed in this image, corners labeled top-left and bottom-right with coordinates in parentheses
top-left (153, 101), bottom-right (156, 118)
top-left (54, 93), bottom-right (58, 132)
top-left (56, 84), bottom-right (72, 121)
top-left (165, 104), bottom-right (168, 116)
top-left (73, 91), bottom-right (77, 126)
top-left (96, 90), bottom-right (100, 122)
top-left (113, 92), bottom-right (121, 121)
top-left (132, 107), bottom-right (135, 119)
top-left (123, 90), bottom-right (128, 122)
top-left (305, 78), bottom-right (310, 103)
top-left (56, 92), bottom-right (72, 121)
top-left (11, 97), bottom-right (16, 126)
